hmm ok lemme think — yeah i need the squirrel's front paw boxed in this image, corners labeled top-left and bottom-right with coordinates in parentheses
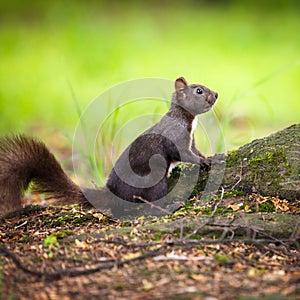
top-left (200, 157), bottom-right (211, 169)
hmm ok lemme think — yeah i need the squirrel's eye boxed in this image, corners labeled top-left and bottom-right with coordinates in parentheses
top-left (196, 88), bottom-right (203, 95)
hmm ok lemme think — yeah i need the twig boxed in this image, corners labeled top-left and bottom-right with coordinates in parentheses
top-left (14, 220), bottom-right (28, 229)
top-left (2, 233), bottom-right (298, 281)
top-left (0, 244), bottom-right (169, 281)
top-left (230, 162), bottom-right (243, 190)
top-left (133, 195), bottom-right (172, 215)
top-left (183, 186), bottom-right (225, 240)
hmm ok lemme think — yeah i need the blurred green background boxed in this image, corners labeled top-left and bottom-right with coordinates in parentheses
top-left (0, 0), bottom-right (299, 152)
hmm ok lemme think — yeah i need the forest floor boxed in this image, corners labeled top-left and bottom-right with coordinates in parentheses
top-left (1, 191), bottom-right (299, 300)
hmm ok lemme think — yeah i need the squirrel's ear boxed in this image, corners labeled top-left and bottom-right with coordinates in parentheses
top-left (175, 77), bottom-right (188, 92)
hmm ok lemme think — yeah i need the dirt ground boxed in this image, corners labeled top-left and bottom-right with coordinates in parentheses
top-left (1, 193), bottom-right (299, 300)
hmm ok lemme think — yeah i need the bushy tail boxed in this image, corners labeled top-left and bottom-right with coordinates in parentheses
top-left (0, 135), bottom-right (87, 215)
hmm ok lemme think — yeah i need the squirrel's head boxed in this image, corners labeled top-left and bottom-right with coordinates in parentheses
top-left (172, 77), bottom-right (218, 116)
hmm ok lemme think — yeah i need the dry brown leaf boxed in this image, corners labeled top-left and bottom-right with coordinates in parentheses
top-left (75, 239), bottom-right (90, 251)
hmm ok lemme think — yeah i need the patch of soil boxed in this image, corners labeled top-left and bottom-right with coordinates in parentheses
top-left (1, 194), bottom-right (299, 300)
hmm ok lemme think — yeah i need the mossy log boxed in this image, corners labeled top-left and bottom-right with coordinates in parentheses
top-left (171, 124), bottom-right (300, 201)
top-left (142, 213), bottom-right (299, 240)
top-left (89, 213), bottom-right (298, 240)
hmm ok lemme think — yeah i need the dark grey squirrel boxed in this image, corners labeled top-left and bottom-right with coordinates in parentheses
top-left (0, 77), bottom-right (220, 217)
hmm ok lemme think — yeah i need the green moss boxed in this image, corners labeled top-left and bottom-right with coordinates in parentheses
top-left (246, 148), bottom-right (291, 194)
top-left (71, 214), bottom-right (94, 224)
top-left (199, 206), bottom-right (232, 216)
top-left (258, 200), bottom-right (276, 212)
top-left (43, 213), bottom-right (95, 227)
top-left (183, 199), bottom-right (194, 209)
top-left (43, 235), bottom-right (59, 247)
top-left (55, 229), bottom-right (74, 237)
top-left (214, 254), bottom-right (233, 263)
top-left (226, 149), bottom-right (240, 167)
top-left (222, 190), bottom-right (246, 198)
top-left (20, 235), bottom-right (29, 243)
top-left (248, 150), bottom-right (285, 167)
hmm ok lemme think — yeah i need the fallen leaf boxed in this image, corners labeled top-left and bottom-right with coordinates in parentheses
top-left (75, 239), bottom-right (90, 250)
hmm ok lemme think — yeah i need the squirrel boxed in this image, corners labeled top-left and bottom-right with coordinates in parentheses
top-left (0, 77), bottom-right (219, 218)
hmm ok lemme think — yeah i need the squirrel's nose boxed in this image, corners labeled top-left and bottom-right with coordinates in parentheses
top-left (214, 92), bottom-right (218, 99)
